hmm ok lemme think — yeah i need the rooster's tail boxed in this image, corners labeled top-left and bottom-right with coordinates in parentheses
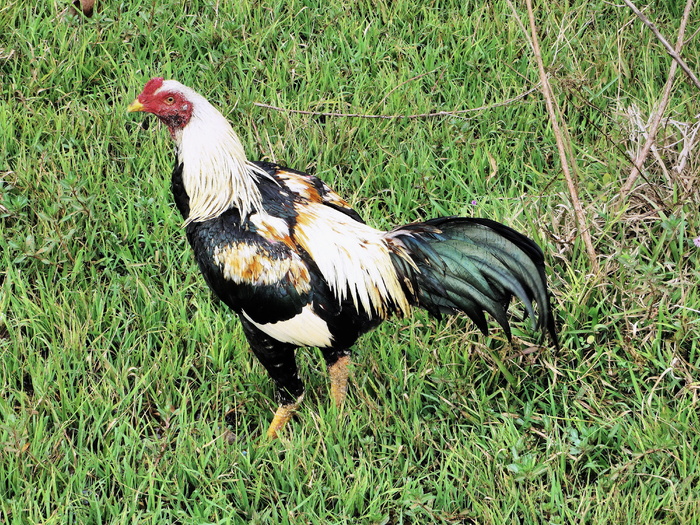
top-left (387, 217), bottom-right (558, 345)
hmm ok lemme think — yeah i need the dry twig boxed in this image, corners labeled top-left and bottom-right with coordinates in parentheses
top-left (619, 0), bottom-right (695, 199)
top-left (523, 0), bottom-right (599, 273)
top-left (623, 0), bottom-right (700, 90)
top-left (254, 86), bottom-right (539, 120)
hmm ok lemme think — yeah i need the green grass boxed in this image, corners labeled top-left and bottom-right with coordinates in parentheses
top-left (1, 0), bottom-right (699, 523)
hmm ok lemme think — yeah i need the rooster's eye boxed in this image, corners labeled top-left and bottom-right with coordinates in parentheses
top-left (165, 96), bottom-right (175, 105)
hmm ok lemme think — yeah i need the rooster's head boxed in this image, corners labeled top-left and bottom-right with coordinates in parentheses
top-left (127, 77), bottom-right (196, 134)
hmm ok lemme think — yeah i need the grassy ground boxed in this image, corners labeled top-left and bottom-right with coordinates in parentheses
top-left (1, 0), bottom-right (699, 523)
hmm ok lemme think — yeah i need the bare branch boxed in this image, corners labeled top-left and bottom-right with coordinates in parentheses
top-left (623, 0), bottom-right (700, 90)
top-left (619, 0), bottom-right (695, 198)
top-left (253, 86), bottom-right (539, 120)
top-left (524, 0), bottom-right (599, 273)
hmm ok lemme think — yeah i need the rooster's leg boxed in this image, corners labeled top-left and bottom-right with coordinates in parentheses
top-left (323, 349), bottom-right (352, 408)
top-left (240, 317), bottom-right (304, 438)
top-left (267, 394), bottom-right (304, 439)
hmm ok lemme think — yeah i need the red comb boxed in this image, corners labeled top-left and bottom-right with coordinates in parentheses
top-left (141, 77), bottom-right (164, 97)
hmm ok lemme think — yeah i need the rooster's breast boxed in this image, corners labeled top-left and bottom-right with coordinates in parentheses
top-left (184, 211), bottom-right (314, 326)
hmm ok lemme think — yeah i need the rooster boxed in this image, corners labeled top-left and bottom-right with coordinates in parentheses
top-left (127, 77), bottom-right (557, 438)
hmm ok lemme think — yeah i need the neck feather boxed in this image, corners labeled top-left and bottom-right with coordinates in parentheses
top-left (173, 92), bottom-right (263, 224)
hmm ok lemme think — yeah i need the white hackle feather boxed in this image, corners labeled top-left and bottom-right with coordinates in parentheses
top-left (157, 80), bottom-right (270, 224)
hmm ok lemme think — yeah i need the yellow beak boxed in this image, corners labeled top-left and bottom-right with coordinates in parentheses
top-left (127, 99), bottom-right (145, 112)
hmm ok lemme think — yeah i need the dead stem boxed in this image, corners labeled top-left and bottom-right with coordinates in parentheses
top-left (619, 0), bottom-right (695, 199)
top-left (253, 86), bottom-right (539, 120)
top-left (622, 0), bottom-right (700, 90)
top-left (523, 0), bottom-right (599, 273)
